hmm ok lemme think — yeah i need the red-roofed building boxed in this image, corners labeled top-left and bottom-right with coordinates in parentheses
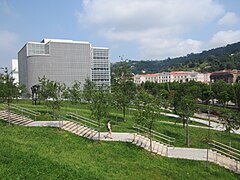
top-left (134, 71), bottom-right (211, 84)
top-left (210, 70), bottom-right (240, 83)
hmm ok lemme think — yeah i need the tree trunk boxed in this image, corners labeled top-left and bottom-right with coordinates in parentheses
top-left (229, 131), bottom-right (231, 147)
top-left (123, 105), bottom-right (126, 121)
top-left (186, 117), bottom-right (189, 147)
top-left (7, 101), bottom-right (10, 125)
top-left (182, 116), bottom-right (185, 128)
top-left (98, 119), bottom-right (101, 141)
top-left (150, 128), bottom-right (152, 152)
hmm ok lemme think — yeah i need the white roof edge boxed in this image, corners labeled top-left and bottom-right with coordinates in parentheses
top-left (28, 42), bottom-right (45, 44)
top-left (43, 38), bottom-right (90, 44)
top-left (92, 47), bottom-right (109, 50)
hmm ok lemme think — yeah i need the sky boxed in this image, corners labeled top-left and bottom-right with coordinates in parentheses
top-left (1, 0), bottom-right (240, 68)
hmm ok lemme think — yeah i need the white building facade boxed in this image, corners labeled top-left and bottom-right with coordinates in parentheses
top-left (11, 59), bottom-right (19, 84)
top-left (134, 71), bottom-right (210, 84)
top-left (18, 39), bottom-right (110, 92)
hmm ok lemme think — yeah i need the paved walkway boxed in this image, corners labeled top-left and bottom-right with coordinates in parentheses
top-left (26, 121), bottom-right (66, 127)
top-left (168, 147), bottom-right (208, 161)
top-left (160, 112), bottom-right (240, 134)
top-left (92, 132), bottom-right (133, 142)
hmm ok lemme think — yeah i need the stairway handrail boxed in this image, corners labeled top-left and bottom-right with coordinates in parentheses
top-left (2, 103), bottom-right (40, 120)
top-left (208, 140), bottom-right (240, 162)
top-left (66, 112), bottom-right (101, 128)
top-left (133, 125), bottom-right (175, 147)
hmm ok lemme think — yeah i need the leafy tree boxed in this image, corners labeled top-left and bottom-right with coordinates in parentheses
top-left (67, 81), bottom-right (82, 104)
top-left (212, 80), bottom-right (230, 107)
top-left (134, 88), bottom-right (160, 151)
top-left (0, 67), bottom-right (24, 104)
top-left (90, 85), bottom-right (111, 140)
top-left (0, 67), bottom-right (25, 123)
top-left (219, 112), bottom-right (240, 146)
top-left (83, 77), bottom-right (96, 103)
top-left (38, 76), bottom-right (64, 120)
top-left (112, 60), bottom-right (136, 121)
top-left (233, 82), bottom-right (240, 111)
top-left (174, 94), bottom-right (196, 147)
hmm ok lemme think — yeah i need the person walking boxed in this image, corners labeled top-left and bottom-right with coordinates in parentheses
top-left (106, 120), bottom-right (112, 139)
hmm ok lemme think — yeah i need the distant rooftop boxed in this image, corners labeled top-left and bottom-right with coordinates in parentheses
top-left (42, 38), bottom-right (90, 44)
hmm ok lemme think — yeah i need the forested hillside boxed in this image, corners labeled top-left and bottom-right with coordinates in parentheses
top-left (112, 42), bottom-right (240, 74)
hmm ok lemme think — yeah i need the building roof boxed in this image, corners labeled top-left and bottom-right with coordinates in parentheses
top-left (136, 74), bottom-right (159, 77)
top-left (42, 38), bottom-right (90, 44)
top-left (170, 71), bottom-right (191, 75)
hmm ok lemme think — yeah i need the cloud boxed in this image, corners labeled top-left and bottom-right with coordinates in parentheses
top-left (0, 30), bottom-right (19, 51)
top-left (139, 38), bottom-right (203, 59)
top-left (76, 0), bottom-right (224, 59)
top-left (218, 12), bottom-right (240, 26)
top-left (209, 30), bottom-right (240, 48)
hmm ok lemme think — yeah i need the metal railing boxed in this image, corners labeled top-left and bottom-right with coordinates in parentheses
top-left (59, 115), bottom-right (98, 138)
top-left (133, 125), bottom-right (175, 147)
top-left (208, 140), bottom-right (240, 173)
top-left (2, 103), bottom-right (40, 121)
top-left (66, 112), bottom-right (102, 129)
top-left (208, 140), bottom-right (240, 161)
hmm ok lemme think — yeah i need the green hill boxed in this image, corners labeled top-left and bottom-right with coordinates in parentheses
top-left (0, 120), bottom-right (239, 179)
top-left (112, 42), bottom-right (240, 74)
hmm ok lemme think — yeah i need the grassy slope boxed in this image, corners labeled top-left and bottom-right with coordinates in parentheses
top-left (0, 120), bottom-right (239, 179)
top-left (4, 100), bottom-right (240, 150)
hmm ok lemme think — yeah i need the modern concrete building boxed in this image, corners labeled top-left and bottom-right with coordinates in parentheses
top-left (18, 39), bottom-right (110, 92)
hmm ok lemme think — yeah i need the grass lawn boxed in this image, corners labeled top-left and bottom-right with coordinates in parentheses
top-left (0, 120), bottom-right (239, 179)
top-left (2, 100), bottom-right (240, 150)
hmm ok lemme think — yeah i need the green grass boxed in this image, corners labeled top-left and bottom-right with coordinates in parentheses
top-left (154, 122), bottom-right (240, 149)
top-left (2, 100), bottom-right (240, 150)
top-left (0, 120), bottom-right (239, 179)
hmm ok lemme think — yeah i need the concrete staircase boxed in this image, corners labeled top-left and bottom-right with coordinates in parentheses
top-left (132, 134), bottom-right (168, 156)
top-left (0, 110), bottom-right (34, 125)
top-left (60, 121), bottom-right (98, 140)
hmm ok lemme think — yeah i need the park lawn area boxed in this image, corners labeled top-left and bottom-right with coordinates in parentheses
top-left (154, 122), bottom-right (240, 149)
top-left (2, 100), bottom-right (240, 150)
top-left (0, 120), bottom-right (239, 179)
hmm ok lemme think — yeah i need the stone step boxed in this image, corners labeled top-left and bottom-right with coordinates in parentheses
top-left (9, 118), bottom-right (33, 125)
top-left (79, 127), bottom-right (91, 136)
top-left (71, 125), bottom-right (86, 134)
top-left (62, 122), bottom-right (76, 129)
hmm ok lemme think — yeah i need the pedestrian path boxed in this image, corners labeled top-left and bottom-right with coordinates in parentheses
top-left (92, 132), bottom-right (133, 142)
top-left (160, 112), bottom-right (240, 134)
top-left (168, 147), bottom-right (208, 161)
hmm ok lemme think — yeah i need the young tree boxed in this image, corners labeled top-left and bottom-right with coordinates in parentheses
top-left (90, 85), bottom-right (111, 140)
top-left (219, 112), bottom-right (240, 146)
top-left (112, 60), bottom-right (136, 121)
top-left (0, 67), bottom-right (24, 105)
top-left (68, 81), bottom-right (82, 104)
top-left (83, 77), bottom-right (96, 103)
top-left (212, 80), bottom-right (230, 107)
top-left (134, 88), bottom-right (160, 151)
top-left (174, 94), bottom-right (196, 147)
top-left (233, 82), bottom-right (240, 111)
top-left (38, 76), bottom-right (64, 120)
top-left (0, 67), bottom-right (25, 123)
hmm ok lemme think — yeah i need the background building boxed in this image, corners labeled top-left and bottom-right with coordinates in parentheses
top-left (11, 59), bottom-right (19, 84)
top-left (18, 39), bottom-right (110, 92)
top-left (134, 71), bottom-right (211, 84)
top-left (210, 70), bottom-right (240, 83)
